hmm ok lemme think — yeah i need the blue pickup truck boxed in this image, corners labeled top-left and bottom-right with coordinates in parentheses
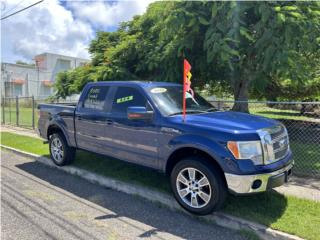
top-left (38, 81), bottom-right (293, 215)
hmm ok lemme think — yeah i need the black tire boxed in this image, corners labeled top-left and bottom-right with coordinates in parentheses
top-left (49, 132), bottom-right (75, 166)
top-left (170, 157), bottom-right (227, 215)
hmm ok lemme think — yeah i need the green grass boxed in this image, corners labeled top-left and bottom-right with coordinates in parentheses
top-left (224, 194), bottom-right (320, 240)
top-left (250, 106), bottom-right (318, 122)
top-left (1, 131), bottom-right (320, 240)
top-left (1, 132), bottom-right (48, 155)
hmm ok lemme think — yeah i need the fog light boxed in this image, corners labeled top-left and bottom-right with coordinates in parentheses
top-left (252, 180), bottom-right (262, 189)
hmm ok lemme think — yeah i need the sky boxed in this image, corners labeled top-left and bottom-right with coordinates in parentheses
top-left (1, 0), bottom-right (154, 63)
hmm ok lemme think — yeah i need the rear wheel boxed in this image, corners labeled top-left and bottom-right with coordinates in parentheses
top-left (170, 157), bottom-right (227, 215)
top-left (49, 132), bottom-right (75, 166)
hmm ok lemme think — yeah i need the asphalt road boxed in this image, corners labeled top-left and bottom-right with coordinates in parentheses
top-left (1, 150), bottom-right (247, 240)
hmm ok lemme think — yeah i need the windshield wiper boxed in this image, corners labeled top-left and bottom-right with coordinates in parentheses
top-left (205, 107), bottom-right (218, 112)
top-left (168, 110), bottom-right (207, 116)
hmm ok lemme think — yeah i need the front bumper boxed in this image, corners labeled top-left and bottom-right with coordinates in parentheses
top-left (224, 162), bottom-right (293, 194)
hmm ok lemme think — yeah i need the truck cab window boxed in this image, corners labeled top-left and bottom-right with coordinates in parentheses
top-left (111, 87), bottom-right (148, 115)
top-left (83, 86), bottom-right (109, 111)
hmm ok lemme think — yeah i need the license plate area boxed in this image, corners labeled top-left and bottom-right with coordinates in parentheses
top-left (267, 169), bottom-right (291, 190)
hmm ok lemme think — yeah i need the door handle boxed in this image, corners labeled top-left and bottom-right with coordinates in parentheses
top-left (106, 119), bottom-right (113, 125)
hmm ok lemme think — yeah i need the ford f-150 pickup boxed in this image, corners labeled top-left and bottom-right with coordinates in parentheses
top-left (38, 81), bottom-right (293, 215)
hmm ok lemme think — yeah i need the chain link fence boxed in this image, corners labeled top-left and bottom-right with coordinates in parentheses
top-left (1, 97), bottom-right (319, 178)
top-left (1, 96), bottom-right (78, 129)
top-left (210, 100), bottom-right (320, 178)
top-left (1, 96), bottom-right (36, 129)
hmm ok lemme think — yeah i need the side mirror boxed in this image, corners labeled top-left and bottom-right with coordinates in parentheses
top-left (127, 106), bottom-right (153, 120)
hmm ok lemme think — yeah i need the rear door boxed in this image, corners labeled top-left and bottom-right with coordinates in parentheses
top-left (106, 86), bottom-right (159, 168)
top-left (75, 85), bottom-right (111, 153)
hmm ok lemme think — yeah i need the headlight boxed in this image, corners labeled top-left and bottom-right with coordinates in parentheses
top-left (227, 141), bottom-right (263, 165)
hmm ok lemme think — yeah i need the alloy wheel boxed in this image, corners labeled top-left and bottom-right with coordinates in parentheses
top-left (51, 137), bottom-right (64, 163)
top-left (176, 167), bottom-right (212, 208)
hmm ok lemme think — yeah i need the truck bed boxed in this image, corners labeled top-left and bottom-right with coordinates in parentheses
top-left (38, 103), bottom-right (77, 146)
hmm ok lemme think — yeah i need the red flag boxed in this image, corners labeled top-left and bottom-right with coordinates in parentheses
top-left (183, 59), bottom-right (192, 122)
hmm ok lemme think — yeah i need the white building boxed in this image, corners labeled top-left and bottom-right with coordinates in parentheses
top-left (1, 52), bottom-right (89, 99)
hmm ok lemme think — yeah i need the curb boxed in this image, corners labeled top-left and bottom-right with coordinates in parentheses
top-left (1, 144), bottom-right (304, 240)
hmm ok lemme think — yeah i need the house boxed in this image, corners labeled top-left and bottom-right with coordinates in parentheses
top-left (1, 52), bottom-right (89, 99)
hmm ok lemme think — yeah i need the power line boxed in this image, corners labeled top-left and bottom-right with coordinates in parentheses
top-left (2, 0), bottom-right (26, 17)
top-left (1, 0), bottom-right (44, 21)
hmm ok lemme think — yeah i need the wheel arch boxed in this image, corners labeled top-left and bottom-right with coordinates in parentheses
top-left (47, 124), bottom-right (63, 138)
top-left (46, 123), bottom-right (71, 146)
top-left (165, 146), bottom-right (227, 185)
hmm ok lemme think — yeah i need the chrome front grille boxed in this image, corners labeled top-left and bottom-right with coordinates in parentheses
top-left (270, 125), bottom-right (285, 139)
top-left (257, 124), bottom-right (290, 164)
top-left (272, 134), bottom-right (289, 161)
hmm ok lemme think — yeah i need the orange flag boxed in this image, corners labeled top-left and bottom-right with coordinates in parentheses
top-left (183, 59), bottom-right (192, 121)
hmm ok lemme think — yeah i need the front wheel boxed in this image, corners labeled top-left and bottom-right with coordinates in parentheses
top-left (49, 132), bottom-right (75, 166)
top-left (170, 157), bottom-right (227, 215)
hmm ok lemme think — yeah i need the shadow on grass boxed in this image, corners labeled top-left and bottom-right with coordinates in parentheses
top-left (224, 191), bottom-right (288, 227)
top-left (75, 151), bottom-right (289, 227)
top-left (73, 150), bottom-right (171, 193)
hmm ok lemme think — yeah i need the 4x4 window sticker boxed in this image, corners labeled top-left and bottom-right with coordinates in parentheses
top-left (116, 95), bottom-right (133, 104)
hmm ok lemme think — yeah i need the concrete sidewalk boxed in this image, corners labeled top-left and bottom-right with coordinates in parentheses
top-left (275, 176), bottom-right (320, 202)
top-left (1, 124), bottom-right (320, 202)
top-left (1, 125), bottom-right (39, 139)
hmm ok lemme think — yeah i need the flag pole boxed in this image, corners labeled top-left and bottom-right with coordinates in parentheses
top-left (182, 60), bottom-right (186, 122)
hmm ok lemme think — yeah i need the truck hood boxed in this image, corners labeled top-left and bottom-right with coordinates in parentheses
top-left (170, 111), bottom-right (279, 133)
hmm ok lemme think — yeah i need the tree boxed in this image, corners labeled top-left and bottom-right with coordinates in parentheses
top-left (203, 2), bottom-right (320, 112)
top-left (89, 31), bottom-right (122, 66)
top-left (54, 1), bottom-right (320, 112)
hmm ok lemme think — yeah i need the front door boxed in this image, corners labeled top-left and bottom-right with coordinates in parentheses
top-left (106, 86), bottom-right (159, 168)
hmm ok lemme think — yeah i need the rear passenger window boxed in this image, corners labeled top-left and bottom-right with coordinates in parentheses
top-left (83, 86), bottom-right (109, 111)
top-left (111, 87), bottom-right (147, 115)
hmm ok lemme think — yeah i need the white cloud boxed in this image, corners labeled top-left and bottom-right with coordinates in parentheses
top-left (66, 0), bottom-right (154, 28)
top-left (1, 0), bottom-right (93, 62)
top-left (1, 0), bottom-right (154, 63)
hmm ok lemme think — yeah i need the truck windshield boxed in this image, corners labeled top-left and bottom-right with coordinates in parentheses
top-left (147, 86), bottom-right (216, 116)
